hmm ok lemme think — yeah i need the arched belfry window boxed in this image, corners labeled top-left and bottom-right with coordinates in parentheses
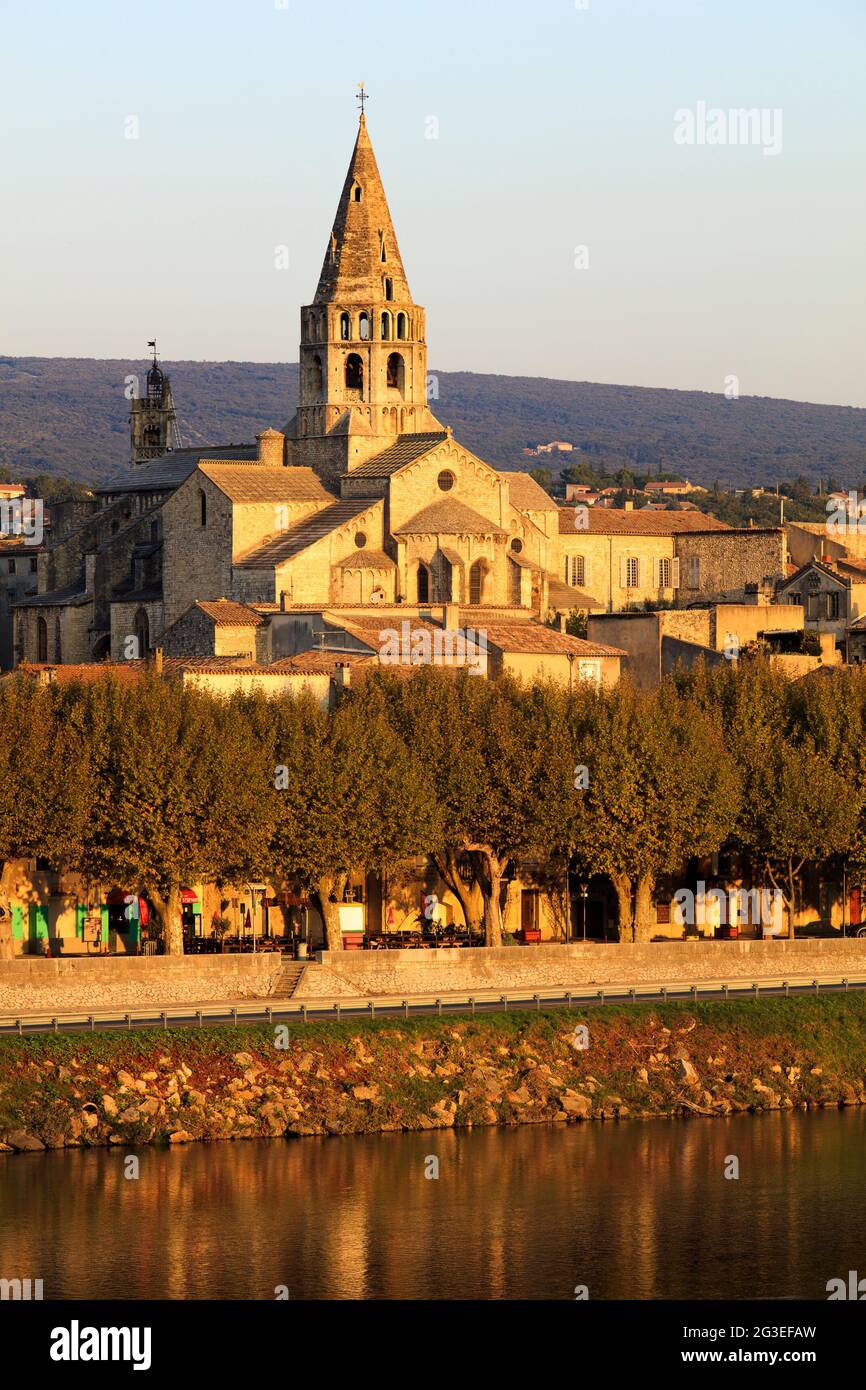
top-left (340, 312), bottom-right (350, 340)
top-left (381, 311), bottom-right (392, 340)
top-left (358, 311), bottom-right (370, 340)
top-left (345, 354), bottom-right (364, 392)
top-left (199, 489), bottom-right (207, 528)
top-left (352, 182), bottom-right (362, 202)
top-left (397, 312), bottom-right (408, 340)
top-left (384, 276), bottom-right (393, 300)
top-left (387, 352), bottom-right (405, 394)
top-left (417, 563), bottom-right (430, 603)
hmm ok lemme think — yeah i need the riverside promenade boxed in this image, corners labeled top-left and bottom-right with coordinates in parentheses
top-left (3, 939), bottom-right (866, 1034)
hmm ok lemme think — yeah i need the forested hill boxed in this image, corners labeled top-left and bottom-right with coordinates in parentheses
top-left (1, 355), bottom-right (865, 492)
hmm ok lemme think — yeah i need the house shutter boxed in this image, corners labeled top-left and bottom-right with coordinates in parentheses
top-left (671, 558), bottom-right (680, 589)
top-left (639, 558), bottom-right (648, 587)
top-left (584, 556), bottom-right (592, 587)
top-left (620, 556), bottom-right (629, 588)
top-left (652, 558), bottom-right (660, 587)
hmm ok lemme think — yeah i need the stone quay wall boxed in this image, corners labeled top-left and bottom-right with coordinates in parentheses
top-left (0, 956), bottom-right (283, 1015)
top-left (295, 938), bottom-right (866, 999)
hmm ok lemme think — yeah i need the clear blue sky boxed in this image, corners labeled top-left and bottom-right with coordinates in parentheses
top-left (2, 0), bottom-right (864, 406)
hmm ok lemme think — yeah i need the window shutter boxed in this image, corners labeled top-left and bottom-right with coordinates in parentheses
top-left (620, 556), bottom-right (629, 588)
top-left (671, 558), bottom-right (680, 589)
top-left (584, 556), bottom-right (592, 586)
top-left (652, 558), bottom-right (660, 587)
top-left (639, 558), bottom-right (648, 587)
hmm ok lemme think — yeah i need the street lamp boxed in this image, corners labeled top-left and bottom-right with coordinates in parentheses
top-left (579, 882), bottom-right (589, 942)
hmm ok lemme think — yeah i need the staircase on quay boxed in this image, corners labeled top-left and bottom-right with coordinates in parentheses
top-left (269, 960), bottom-right (308, 998)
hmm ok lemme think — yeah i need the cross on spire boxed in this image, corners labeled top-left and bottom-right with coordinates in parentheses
top-left (356, 83), bottom-right (369, 117)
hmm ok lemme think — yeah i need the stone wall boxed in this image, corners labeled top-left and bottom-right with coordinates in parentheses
top-left (295, 938), bottom-right (866, 999)
top-left (0, 955), bottom-right (283, 1014)
top-left (676, 529), bottom-right (785, 605)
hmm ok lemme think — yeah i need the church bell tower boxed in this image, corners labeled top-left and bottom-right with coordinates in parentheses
top-left (130, 341), bottom-right (178, 464)
top-left (291, 92), bottom-right (443, 485)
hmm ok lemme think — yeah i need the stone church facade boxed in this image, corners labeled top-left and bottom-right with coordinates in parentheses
top-left (13, 113), bottom-right (618, 680)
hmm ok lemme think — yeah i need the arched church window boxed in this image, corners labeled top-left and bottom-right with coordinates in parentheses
top-left (134, 607), bottom-right (150, 657)
top-left (358, 312), bottom-right (370, 340)
top-left (37, 616), bottom-right (48, 663)
top-left (437, 470), bottom-right (455, 492)
top-left (199, 489), bottom-right (207, 528)
top-left (417, 563), bottom-right (430, 603)
top-left (54, 617), bottom-right (62, 663)
top-left (340, 312), bottom-right (350, 340)
top-left (381, 312), bottom-right (392, 340)
top-left (352, 183), bottom-right (362, 202)
top-left (345, 354), bottom-right (364, 391)
top-left (386, 352), bottom-right (405, 393)
top-left (469, 560), bottom-right (486, 606)
top-left (310, 354), bottom-right (323, 395)
top-left (396, 312), bottom-right (408, 340)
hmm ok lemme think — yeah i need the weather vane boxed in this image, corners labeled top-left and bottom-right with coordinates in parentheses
top-left (147, 338), bottom-right (158, 364)
top-left (356, 83), bottom-right (369, 116)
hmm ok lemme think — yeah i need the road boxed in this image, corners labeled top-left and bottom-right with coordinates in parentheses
top-left (2, 970), bottom-right (866, 1035)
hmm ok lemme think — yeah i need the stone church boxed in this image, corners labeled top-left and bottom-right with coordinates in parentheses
top-left (13, 112), bottom-right (616, 681)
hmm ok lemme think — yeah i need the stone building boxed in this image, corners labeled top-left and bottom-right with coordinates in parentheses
top-left (13, 111), bottom-right (615, 683)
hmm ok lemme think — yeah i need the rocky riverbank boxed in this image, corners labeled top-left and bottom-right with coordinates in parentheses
top-left (2, 996), bottom-right (866, 1153)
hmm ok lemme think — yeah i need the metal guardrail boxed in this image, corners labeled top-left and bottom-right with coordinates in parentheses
top-left (2, 971), bottom-right (866, 1035)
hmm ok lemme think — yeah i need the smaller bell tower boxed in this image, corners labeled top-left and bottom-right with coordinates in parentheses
top-left (130, 341), bottom-right (178, 464)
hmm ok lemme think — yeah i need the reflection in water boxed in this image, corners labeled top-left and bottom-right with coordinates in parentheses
top-left (1, 1109), bottom-right (865, 1300)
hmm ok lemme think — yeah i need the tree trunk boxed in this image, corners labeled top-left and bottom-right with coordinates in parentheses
top-left (314, 871), bottom-right (347, 953)
top-left (633, 874), bottom-right (655, 943)
top-left (150, 886), bottom-right (185, 956)
top-left (465, 843), bottom-right (507, 948)
top-left (611, 873), bottom-right (634, 943)
top-left (0, 860), bottom-right (15, 962)
top-left (431, 849), bottom-right (482, 932)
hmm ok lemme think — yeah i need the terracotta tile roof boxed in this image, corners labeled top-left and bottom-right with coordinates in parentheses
top-left (558, 507), bottom-right (729, 536)
top-left (96, 446), bottom-right (257, 496)
top-left (499, 471), bottom-right (558, 511)
top-left (547, 577), bottom-right (604, 610)
top-left (480, 623), bottom-right (626, 657)
top-left (235, 499), bottom-right (373, 568)
top-left (192, 600), bottom-right (264, 627)
top-left (394, 498), bottom-right (508, 537)
top-left (198, 463), bottom-right (333, 503)
top-left (11, 661), bottom-right (145, 684)
top-left (269, 651), bottom-right (376, 674)
top-left (13, 583), bottom-right (89, 608)
top-left (334, 549), bottom-right (396, 569)
top-left (345, 432), bottom-right (449, 478)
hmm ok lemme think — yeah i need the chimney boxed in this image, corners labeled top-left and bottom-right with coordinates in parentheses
top-left (333, 661), bottom-right (352, 697)
top-left (557, 613), bottom-right (567, 633)
top-left (443, 602), bottom-right (459, 630)
top-left (153, 647), bottom-right (164, 676)
top-left (279, 590), bottom-right (287, 612)
top-left (256, 428), bottom-right (285, 468)
top-left (624, 500), bottom-right (634, 512)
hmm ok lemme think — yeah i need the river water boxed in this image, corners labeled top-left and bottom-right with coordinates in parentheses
top-left (2, 1109), bottom-right (864, 1300)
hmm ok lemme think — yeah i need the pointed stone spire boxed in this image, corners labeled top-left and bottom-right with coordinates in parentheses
top-left (314, 113), bottom-right (411, 305)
